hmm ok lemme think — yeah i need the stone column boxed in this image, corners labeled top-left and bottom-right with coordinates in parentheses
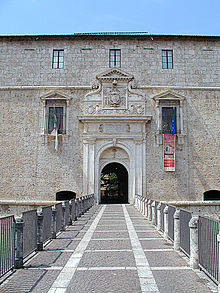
top-left (83, 139), bottom-right (89, 195)
top-left (134, 139), bottom-right (143, 197)
top-left (189, 216), bottom-right (199, 269)
top-left (51, 205), bottom-right (57, 239)
top-left (174, 209), bottom-right (180, 251)
top-left (88, 140), bottom-right (95, 195)
top-left (14, 217), bottom-right (24, 269)
top-left (37, 209), bottom-right (44, 251)
top-left (151, 201), bottom-right (156, 225)
top-left (217, 233), bottom-right (220, 293)
top-left (157, 203), bottom-right (161, 231)
top-left (164, 205), bottom-right (169, 239)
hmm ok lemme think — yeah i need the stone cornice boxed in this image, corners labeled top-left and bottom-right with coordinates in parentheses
top-left (78, 115), bottom-right (152, 123)
top-left (0, 85), bottom-right (219, 91)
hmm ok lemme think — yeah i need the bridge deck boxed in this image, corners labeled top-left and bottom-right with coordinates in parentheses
top-left (0, 204), bottom-right (217, 293)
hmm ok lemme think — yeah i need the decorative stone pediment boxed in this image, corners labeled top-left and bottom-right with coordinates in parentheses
top-left (40, 90), bottom-right (72, 104)
top-left (96, 67), bottom-right (134, 83)
top-left (153, 90), bottom-right (185, 106)
top-left (81, 69), bottom-right (147, 117)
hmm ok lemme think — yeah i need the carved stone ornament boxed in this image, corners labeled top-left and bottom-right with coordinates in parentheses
top-left (82, 68), bottom-right (147, 116)
top-left (103, 81), bottom-right (127, 109)
top-left (109, 80), bottom-right (121, 107)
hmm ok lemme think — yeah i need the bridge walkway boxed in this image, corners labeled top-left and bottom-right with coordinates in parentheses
top-left (0, 204), bottom-right (217, 293)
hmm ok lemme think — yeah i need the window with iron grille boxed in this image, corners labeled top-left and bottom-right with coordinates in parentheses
top-left (109, 49), bottom-right (121, 67)
top-left (48, 107), bottom-right (64, 134)
top-left (162, 107), bottom-right (176, 134)
top-left (162, 50), bottom-right (173, 69)
top-left (52, 50), bottom-right (64, 69)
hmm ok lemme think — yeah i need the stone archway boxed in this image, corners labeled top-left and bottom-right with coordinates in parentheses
top-left (100, 162), bottom-right (128, 204)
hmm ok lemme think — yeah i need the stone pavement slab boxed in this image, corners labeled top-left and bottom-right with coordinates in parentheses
top-left (66, 269), bottom-right (142, 293)
top-left (152, 269), bottom-right (211, 293)
top-left (0, 204), bottom-right (217, 293)
top-left (87, 238), bottom-right (132, 250)
top-left (78, 251), bottom-right (136, 267)
top-left (92, 231), bottom-right (129, 239)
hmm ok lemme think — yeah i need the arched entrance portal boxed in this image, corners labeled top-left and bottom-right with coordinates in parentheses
top-left (100, 163), bottom-right (128, 204)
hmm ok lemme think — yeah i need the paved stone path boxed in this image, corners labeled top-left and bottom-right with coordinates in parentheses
top-left (0, 204), bottom-right (217, 293)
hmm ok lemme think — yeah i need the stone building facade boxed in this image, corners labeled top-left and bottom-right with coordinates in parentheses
top-left (0, 33), bottom-right (219, 203)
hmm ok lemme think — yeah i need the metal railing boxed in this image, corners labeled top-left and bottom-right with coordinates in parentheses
top-left (134, 195), bottom-right (220, 286)
top-left (42, 206), bottom-right (53, 242)
top-left (22, 210), bottom-right (37, 258)
top-left (55, 203), bottom-right (63, 233)
top-left (168, 205), bottom-right (175, 242)
top-left (179, 209), bottom-right (192, 257)
top-left (65, 201), bottom-right (70, 225)
top-left (198, 216), bottom-right (219, 284)
top-left (0, 216), bottom-right (15, 278)
top-left (0, 194), bottom-right (95, 276)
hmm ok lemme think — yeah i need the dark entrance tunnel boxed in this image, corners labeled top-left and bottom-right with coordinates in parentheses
top-left (56, 191), bottom-right (76, 201)
top-left (100, 162), bottom-right (128, 204)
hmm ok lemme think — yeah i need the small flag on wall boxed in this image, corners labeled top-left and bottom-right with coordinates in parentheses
top-left (163, 134), bottom-right (175, 171)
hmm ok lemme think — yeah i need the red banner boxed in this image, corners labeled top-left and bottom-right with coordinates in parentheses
top-left (163, 134), bottom-right (175, 171)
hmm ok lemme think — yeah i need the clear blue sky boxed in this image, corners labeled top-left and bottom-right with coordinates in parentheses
top-left (0, 0), bottom-right (219, 36)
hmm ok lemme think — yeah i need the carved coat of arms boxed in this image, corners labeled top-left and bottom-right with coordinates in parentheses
top-left (109, 81), bottom-right (121, 107)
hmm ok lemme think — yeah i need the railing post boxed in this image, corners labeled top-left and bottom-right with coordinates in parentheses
top-left (217, 233), bottom-right (220, 292)
top-left (78, 198), bottom-right (82, 217)
top-left (140, 196), bottom-right (143, 214)
top-left (147, 200), bottom-right (151, 221)
top-left (14, 217), bottom-right (24, 269)
top-left (151, 201), bottom-right (156, 225)
top-left (134, 194), bottom-right (137, 208)
top-left (75, 198), bottom-right (79, 219)
top-left (189, 216), bottom-right (199, 269)
top-left (72, 199), bottom-right (76, 221)
top-left (61, 202), bottom-right (66, 231)
top-left (85, 196), bottom-right (88, 211)
top-left (157, 203), bottom-right (161, 231)
top-left (69, 200), bottom-right (73, 225)
top-left (37, 209), bottom-right (44, 251)
top-left (138, 195), bottom-right (141, 211)
top-left (174, 209), bottom-right (180, 251)
top-left (144, 198), bottom-right (148, 218)
top-left (82, 197), bottom-right (85, 215)
top-left (51, 205), bottom-right (57, 239)
top-left (164, 205), bottom-right (169, 239)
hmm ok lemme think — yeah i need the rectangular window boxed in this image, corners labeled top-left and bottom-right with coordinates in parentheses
top-left (52, 50), bottom-right (64, 69)
top-left (109, 49), bottom-right (121, 68)
top-left (48, 107), bottom-right (64, 134)
top-left (162, 50), bottom-right (173, 69)
top-left (162, 107), bottom-right (176, 134)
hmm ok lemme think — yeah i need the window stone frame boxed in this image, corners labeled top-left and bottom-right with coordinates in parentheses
top-left (153, 91), bottom-right (186, 145)
top-left (40, 91), bottom-right (72, 145)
